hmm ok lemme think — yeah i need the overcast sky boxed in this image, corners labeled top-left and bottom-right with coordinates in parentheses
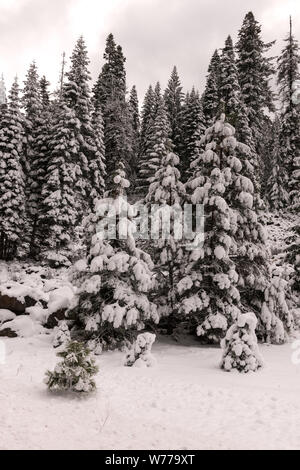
top-left (0, 0), bottom-right (299, 102)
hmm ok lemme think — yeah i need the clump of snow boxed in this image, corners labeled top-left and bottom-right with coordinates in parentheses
top-left (47, 286), bottom-right (75, 315)
top-left (0, 309), bottom-right (16, 325)
top-left (0, 316), bottom-right (44, 338)
top-left (124, 333), bottom-right (156, 368)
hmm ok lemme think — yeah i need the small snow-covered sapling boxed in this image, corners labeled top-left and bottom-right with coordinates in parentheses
top-left (124, 333), bottom-right (156, 368)
top-left (220, 312), bottom-right (263, 373)
top-left (45, 341), bottom-right (99, 393)
top-left (53, 321), bottom-right (71, 349)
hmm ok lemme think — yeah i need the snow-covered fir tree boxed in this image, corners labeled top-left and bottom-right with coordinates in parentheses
top-left (137, 83), bottom-right (171, 194)
top-left (180, 88), bottom-right (206, 180)
top-left (145, 146), bottom-right (186, 330)
top-left (128, 85), bottom-right (140, 184)
top-left (277, 18), bottom-right (300, 210)
top-left (124, 332), bottom-right (156, 367)
top-left (236, 12), bottom-right (275, 155)
top-left (93, 34), bottom-right (133, 182)
top-left (39, 99), bottom-right (80, 260)
top-left (139, 84), bottom-right (155, 158)
top-left (221, 312), bottom-right (263, 373)
top-left (45, 340), bottom-right (99, 393)
top-left (266, 117), bottom-right (289, 210)
top-left (22, 62), bottom-right (45, 256)
top-left (178, 114), bottom-right (292, 343)
top-left (68, 163), bottom-right (159, 350)
top-left (64, 36), bottom-right (105, 211)
top-left (202, 50), bottom-right (221, 126)
top-left (0, 78), bottom-right (26, 260)
top-left (164, 66), bottom-right (184, 157)
top-left (0, 74), bottom-right (7, 107)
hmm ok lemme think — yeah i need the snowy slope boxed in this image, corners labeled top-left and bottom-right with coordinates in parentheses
top-left (1, 335), bottom-right (300, 450)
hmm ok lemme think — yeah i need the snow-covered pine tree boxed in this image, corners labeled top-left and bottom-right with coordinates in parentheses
top-left (178, 114), bottom-right (291, 343)
top-left (124, 332), bottom-right (156, 367)
top-left (0, 78), bottom-right (26, 260)
top-left (266, 117), bottom-right (289, 210)
top-left (164, 66), bottom-right (184, 157)
top-left (202, 50), bottom-right (221, 126)
top-left (68, 163), bottom-right (159, 350)
top-left (22, 62), bottom-right (45, 256)
top-left (219, 35), bottom-right (261, 194)
top-left (180, 88), bottom-right (206, 180)
top-left (139, 85), bottom-right (155, 158)
top-left (39, 99), bottom-right (80, 260)
top-left (93, 34), bottom-right (133, 183)
top-left (221, 312), bottom-right (263, 373)
top-left (128, 85), bottom-right (140, 185)
top-left (45, 340), bottom-right (99, 393)
top-left (64, 36), bottom-right (104, 212)
top-left (145, 145), bottom-right (186, 330)
top-left (277, 18), bottom-right (300, 210)
top-left (137, 83), bottom-right (171, 194)
top-left (0, 74), bottom-right (7, 107)
top-left (89, 102), bottom-right (106, 206)
top-left (236, 12), bottom-right (275, 154)
top-left (286, 224), bottom-right (300, 296)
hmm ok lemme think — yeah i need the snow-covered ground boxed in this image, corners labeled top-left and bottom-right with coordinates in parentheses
top-left (1, 334), bottom-right (300, 450)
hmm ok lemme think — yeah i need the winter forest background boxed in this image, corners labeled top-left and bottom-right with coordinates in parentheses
top-left (0, 1), bottom-right (300, 450)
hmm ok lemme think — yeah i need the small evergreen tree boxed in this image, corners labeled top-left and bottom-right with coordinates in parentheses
top-left (221, 312), bottom-right (263, 373)
top-left (53, 321), bottom-right (71, 349)
top-left (0, 78), bottom-right (26, 260)
top-left (45, 340), bottom-right (99, 393)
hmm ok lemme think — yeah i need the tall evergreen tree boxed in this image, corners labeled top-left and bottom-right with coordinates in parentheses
top-left (22, 62), bottom-right (44, 256)
top-left (64, 36), bottom-right (104, 210)
top-left (202, 50), bottom-right (221, 126)
top-left (68, 164), bottom-right (159, 350)
top-left (128, 85), bottom-right (140, 183)
top-left (94, 34), bottom-right (133, 182)
top-left (145, 148), bottom-right (186, 331)
top-left (181, 88), bottom-right (205, 179)
top-left (164, 66), bottom-right (184, 156)
top-left (39, 100), bottom-right (80, 258)
top-left (139, 84), bottom-right (155, 157)
top-left (266, 117), bottom-right (289, 209)
top-left (178, 115), bottom-right (292, 344)
top-left (236, 12), bottom-right (275, 150)
top-left (277, 17), bottom-right (300, 210)
top-left (0, 78), bottom-right (25, 260)
top-left (137, 83), bottom-right (170, 193)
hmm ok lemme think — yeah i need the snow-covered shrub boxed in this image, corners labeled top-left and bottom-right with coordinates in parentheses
top-left (221, 312), bottom-right (263, 373)
top-left (45, 341), bottom-right (98, 393)
top-left (53, 321), bottom-right (71, 349)
top-left (124, 332), bottom-right (156, 368)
